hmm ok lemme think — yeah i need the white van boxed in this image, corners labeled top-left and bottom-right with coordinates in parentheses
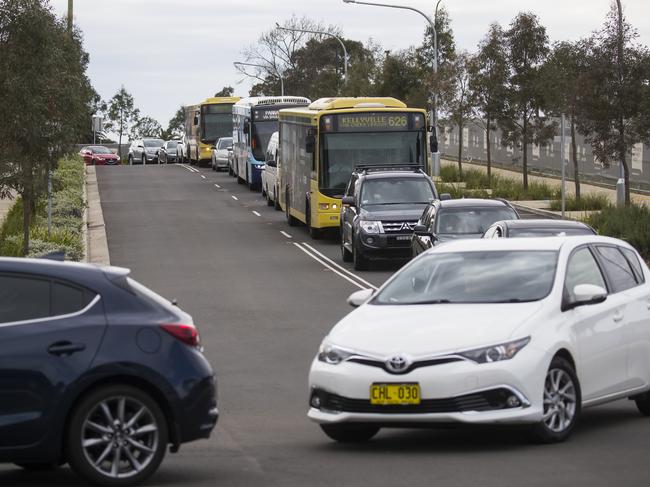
top-left (262, 131), bottom-right (280, 209)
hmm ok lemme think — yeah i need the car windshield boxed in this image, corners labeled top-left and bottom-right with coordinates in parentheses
top-left (167, 141), bottom-right (179, 149)
top-left (91, 146), bottom-right (112, 154)
top-left (437, 207), bottom-right (518, 235)
top-left (217, 138), bottom-right (232, 150)
top-left (509, 227), bottom-right (594, 237)
top-left (320, 131), bottom-right (424, 194)
top-left (144, 139), bottom-right (164, 147)
top-left (360, 178), bottom-right (434, 206)
top-left (373, 250), bottom-right (558, 305)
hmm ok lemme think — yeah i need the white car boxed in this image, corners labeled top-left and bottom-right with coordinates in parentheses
top-left (308, 236), bottom-right (650, 443)
top-left (211, 137), bottom-right (232, 171)
top-left (261, 132), bottom-right (279, 209)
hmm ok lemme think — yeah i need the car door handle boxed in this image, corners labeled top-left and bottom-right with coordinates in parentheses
top-left (613, 311), bottom-right (624, 322)
top-left (48, 341), bottom-right (86, 356)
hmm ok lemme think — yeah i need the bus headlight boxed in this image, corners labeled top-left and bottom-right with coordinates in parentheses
top-left (359, 220), bottom-right (382, 234)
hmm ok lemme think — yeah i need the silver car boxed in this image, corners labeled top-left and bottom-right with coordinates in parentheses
top-left (212, 137), bottom-right (233, 171)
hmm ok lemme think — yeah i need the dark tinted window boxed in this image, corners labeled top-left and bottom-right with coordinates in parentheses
top-left (52, 282), bottom-right (87, 316)
top-left (509, 226), bottom-right (594, 237)
top-left (0, 275), bottom-right (50, 323)
top-left (595, 245), bottom-right (638, 292)
top-left (620, 247), bottom-right (645, 283)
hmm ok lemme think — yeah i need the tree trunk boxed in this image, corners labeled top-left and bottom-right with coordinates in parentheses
top-left (570, 115), bottom-right (580, 199)
top-left (618, 119), bottom-right (630, 206)
top-left (457, 123), bottom-right (463, 178)
top-left (522, 117), bottom-right (529, 190)
top-left (485, 117), bottom-right (492, 186)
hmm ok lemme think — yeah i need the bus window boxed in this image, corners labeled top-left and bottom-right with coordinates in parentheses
top-left (202, 104), bottom-right (233, 142)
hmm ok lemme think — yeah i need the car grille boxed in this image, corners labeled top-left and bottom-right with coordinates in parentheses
top-left (382, 221), bottom-right (418, 234)
top-left (348, 356), bottom-right (463, 374)
top-left (315, 388), bottom-right (515, 414)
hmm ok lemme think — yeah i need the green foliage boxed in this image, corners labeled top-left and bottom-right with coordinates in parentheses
top-left (130, 116), bottom-right (162, 139)
top-left (215, 86), bottom-right (235, 97)
top-left (166, 106), bottom-right (185, 139)
top-left (105, 86), bottom-right (139, 150)
top-left (549, 194), bottom-right (611, 211)
top-left (588, 205), bottom-right (650, 260)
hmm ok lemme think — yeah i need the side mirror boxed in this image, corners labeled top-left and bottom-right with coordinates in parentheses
top-left (347, 288), bottom-right (374, 307)
top-left (563, 284), bottom-right (607, 311)
top-left (429, 135), bottom-right (438, 153)
top-left (305, 134), bottom-right (316, 154)
top-left (138, 144), bottom-right (144, 149)
top-left (243, 124), bottom-right (250, 135)
top-left (341, 196), bottom-right (355, 207)
top-left (413, 224), bottom-right (431, 237)
top-left (193, 116), bottom-right (198, 125)
top-left (227, 146), bottom-right (233, 152)
top-left (440, 193), bottom-right (451, 201)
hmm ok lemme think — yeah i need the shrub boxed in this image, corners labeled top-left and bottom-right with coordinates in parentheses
top-left (549, 194), bottom-right (611, 211)
top-left (587, 205), bottom-right (650, 260)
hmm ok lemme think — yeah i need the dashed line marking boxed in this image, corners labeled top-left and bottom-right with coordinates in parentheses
top-left (280, 231), bottom-right (293, 239)
top-left (231, 195), bottom-right (238, 201)
top-left (200, 175), bottom-right (206, 179)
top-left (252, 211), bottom-right (261, 217)
top-left (214, 184), bottom-right (221, 188)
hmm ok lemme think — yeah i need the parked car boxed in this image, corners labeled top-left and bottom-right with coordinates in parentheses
top-left (308, 235), bottom-right (650, 444)
top-left (159, 140), bottom-right (180, 164)
top-left (128, 138), bottom-right (164, 165)
top-left (483, 219), bottom-right (597, 238)
top-left (211, 137), bottom-right (233, 171)
top-left (411, 198), bottom-right (519, 257)
top-left (79, 146), bottom-right (120, 166)
top-left (340, 165), bottom-right (442, 270)
top-left (176, 136), bottom-right (187, 164)
top-left (261, 132), bottom-right (280, 209)
top-left (0, 258), bottom-right (218, 486)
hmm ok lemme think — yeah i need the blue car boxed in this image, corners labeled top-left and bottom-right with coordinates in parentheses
top-left (0, 258), bottom-right (218, 486)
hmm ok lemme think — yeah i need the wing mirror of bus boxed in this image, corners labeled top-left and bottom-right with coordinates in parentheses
top-left (243, 124), bottom-right (250, 135)
top-left (341, 196), bottom-right (355, 207)
top-left (429, 135), bottom-right (438, 153)
top-left (193, 116), bottom-right (198, 125)
top-left (266, 159), bottom-right (277, 168)
top-left (305, 134), bottom-right (316, 154)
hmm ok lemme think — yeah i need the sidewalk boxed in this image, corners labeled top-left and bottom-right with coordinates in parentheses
top-left (442, 159), bottom-right (650, 207)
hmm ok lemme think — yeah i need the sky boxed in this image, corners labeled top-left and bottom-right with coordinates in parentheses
top-left (49, 0), bottom-right (649, 136)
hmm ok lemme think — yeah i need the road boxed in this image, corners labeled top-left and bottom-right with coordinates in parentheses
top-left (2, 164), bottom-right (650, 486)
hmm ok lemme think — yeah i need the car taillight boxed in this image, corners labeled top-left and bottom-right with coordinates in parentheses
top-left (160, 323), bottom-right (200, 347)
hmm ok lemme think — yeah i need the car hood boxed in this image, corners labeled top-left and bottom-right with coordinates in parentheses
top-left (359, 204), bottom-right (427, 222)
top-left (95, 153), bottom-right (118, 158)
top-left (327, 302), bottom-right (543, 357)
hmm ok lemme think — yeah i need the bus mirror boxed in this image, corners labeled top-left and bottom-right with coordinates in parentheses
top-left (305, 134), bottom-right (316, 154)
top-left (243, 124), bottom-right (250, 135)
top-left (429, 135), bottom-right (438, 153)
top-left (193, 115), bottom-right (198, 126)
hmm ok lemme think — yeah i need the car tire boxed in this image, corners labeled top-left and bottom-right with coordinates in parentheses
top-left (286, 189), bottom-right (298, 227)
top-left (353, 237), bottom-right (369, 271)
top-left (320, 423), bottom-right (379, 443)
top-left (633, 392), bottom-right (650, 416)
top-left (66, 384), bottom-right (168, 487)
top-left (274, 185), bottom-right (281, 211)
top-left (141, 155), bottom-right (146, 166)
top-left (341, 231), bottom-right (353, 262)
top-left (128, 155), bottom-right (133, 165)
top-left (529, 356), bottom-right (581, 444)
top-left (266, 186), bottom-right (274, 206)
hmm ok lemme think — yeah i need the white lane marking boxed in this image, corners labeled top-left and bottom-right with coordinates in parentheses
top-left (293, 243), bottom-right (367, 290)
top-left (214, 184), bottom-right (221, 188)
top-left (200, 175), bottom-right (206, 179)
top-left (280, 231), bottom-right (293, 239)
top-left (179, 164), bottom-right (195, 173)
top-left (231, 195), bottom-right (238, 201)
top-left (252, 211), bottom-right (261, 217)
top-left (301, 243), bottom-right (378, 290)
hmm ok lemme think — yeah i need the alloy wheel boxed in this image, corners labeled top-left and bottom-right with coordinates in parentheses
top-left (80, 396), bottom-right (159, 479)
top-left (542, 368), bottom-right (577, 433)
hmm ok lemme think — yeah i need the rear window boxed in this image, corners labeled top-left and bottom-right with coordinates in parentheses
top-left (509, 226), bottom-right (595, 238)
top-left (126, 277), bottom-right (176, 312)
top-left (620, 247), bottom-right (645, 283)
top-left (217, 138), bottom-right (232, 149)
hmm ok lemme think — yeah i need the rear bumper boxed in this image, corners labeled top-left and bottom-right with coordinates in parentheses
top-left (177, 375), bottom-right (219, 443)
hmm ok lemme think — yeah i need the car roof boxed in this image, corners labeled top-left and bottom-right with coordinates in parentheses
top-left (424, 235), bottom-right (634, 255)
top-left (497, 219), bottom-right (593, 229)
top-left (361, 170), bottom-right (429, 180)
top-left (438, 198), bottom-right (511, 208)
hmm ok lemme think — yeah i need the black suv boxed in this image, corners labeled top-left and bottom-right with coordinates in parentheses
top-left (411, 198), bottom-right (520, 257)
top-left (340, 166), bottom-right (443, 270)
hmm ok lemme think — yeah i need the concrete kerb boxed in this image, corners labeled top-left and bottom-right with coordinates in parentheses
top-left (85, 166), bottom-right (110, 266)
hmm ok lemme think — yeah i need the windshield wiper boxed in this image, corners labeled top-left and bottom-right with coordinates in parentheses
top-left (492, 298), bottom-right (537, 303)
top-left (365, 201), bottom-right (428, 206)
top-left (410, 299), bottom-right (453, 304)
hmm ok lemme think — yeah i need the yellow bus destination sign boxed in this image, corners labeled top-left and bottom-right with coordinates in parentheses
top-left (335, 112), bottom-right (411, 132)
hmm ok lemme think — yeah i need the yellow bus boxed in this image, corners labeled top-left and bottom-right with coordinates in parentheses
top-left (185, 96), bottom-right (240, 166)
top-left (278, 97), bottom-right (430, 238)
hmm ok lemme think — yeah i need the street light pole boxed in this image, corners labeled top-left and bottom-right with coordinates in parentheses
top-left (275, 23), bottom-right (349, 86)
top-left (343, 0), bottom-right (439, 176)
top-left (233, 61), bottom-right (284, 96)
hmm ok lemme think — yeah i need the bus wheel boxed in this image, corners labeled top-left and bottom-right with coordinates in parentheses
top-left (286, 190), bottom-right (298, 227)
top-left (274, 186), bottom-right (281, 211)
top-left (306, 200), bottom-right (321, 239)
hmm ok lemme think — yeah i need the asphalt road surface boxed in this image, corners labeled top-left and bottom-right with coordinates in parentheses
top-left (2, 164), bottom-right (649, 487)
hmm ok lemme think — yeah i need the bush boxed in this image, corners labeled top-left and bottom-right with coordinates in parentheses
top-left (587, 205), bottom-right (650, 260)
top-left (549, 194), bottom-right (611, 211)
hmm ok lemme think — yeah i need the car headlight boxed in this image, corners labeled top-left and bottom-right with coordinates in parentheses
top-left (458, 337), bottom-right (530, 364)
top-left (359, 220), bottom-right (382, 234)
top-left (317, 342), bottom-right (356, 365)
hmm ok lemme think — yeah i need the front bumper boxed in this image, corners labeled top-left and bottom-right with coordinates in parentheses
top-left (307, 354), bottom-right (544, 426)
top-left (145, 153), bottom-right (158, 163)
top-left (357, 232), bottom-right (413, 260)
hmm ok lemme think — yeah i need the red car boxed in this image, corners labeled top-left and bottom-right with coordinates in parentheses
top-left (79, 145), bottom-right (120, 165)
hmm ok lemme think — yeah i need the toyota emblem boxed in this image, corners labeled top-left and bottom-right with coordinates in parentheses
top-left (386, 354), bottom-right (411, 373)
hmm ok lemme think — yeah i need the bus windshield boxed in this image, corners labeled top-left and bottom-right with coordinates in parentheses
top-left (320, 131), bottom-right (424, 194)
top-left (251, 121), bottom-right (277, 161)
top-left (202, 104), bottom-right (234, 142)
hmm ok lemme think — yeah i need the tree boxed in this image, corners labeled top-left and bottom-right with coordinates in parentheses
top-left (0, 0), bottom-right (94, 255)
top-left (578, 4), bottom-right (650, 206)
top-left (164, 105), bottom-right (185, 140)
top-left (214, 86), bottom-right (234, 97)
top-left (441, 52), bottom-right (474, 175)
top-left (541, 40), bottom-right (591, 199)
top-left (130, 116), bottom-right (162, 139)
top-left (105, 86), bottom-right (139, 157)
top-left (498, 12), bottom-right (555, 189)
top-left (468, 23), bottom-right (508, 184)
top-left (378, 49), bottom-right (428, 108)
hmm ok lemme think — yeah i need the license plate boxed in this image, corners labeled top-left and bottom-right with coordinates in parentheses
top-left (370, 383), bottom-right (420, 405)
top-left (395, 235), bottom-right (411, 241)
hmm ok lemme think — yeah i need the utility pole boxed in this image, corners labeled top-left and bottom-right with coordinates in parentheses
top-left (67, 0), bottom-right (73, 32)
